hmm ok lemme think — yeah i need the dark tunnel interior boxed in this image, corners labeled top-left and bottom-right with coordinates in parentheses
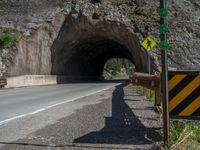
top-left (51, 38), bottom-right (135, 77)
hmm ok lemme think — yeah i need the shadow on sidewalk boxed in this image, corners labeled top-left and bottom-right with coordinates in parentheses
top-left (73, 84), bottom-right (162, 145)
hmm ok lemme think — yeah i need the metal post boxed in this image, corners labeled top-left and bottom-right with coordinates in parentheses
top-left (160, 0), bottom-right (170, 148)
top-left (148, 53), bottom-right (151, 97)
top-left (148, 53), bottom-right (151, 74)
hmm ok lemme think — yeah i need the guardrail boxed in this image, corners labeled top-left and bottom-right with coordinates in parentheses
top-left (130, 72), bottom-right (161, 106)
top-left (0, 78), bottom-right (7, 88)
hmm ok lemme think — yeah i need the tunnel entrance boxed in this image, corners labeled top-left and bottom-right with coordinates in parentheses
top-left (49, 15), bottom-right (150, 79)
top-left (52, 38), bottom-right (134, 77)
top-left (6, 14), bottom-right (152, 77)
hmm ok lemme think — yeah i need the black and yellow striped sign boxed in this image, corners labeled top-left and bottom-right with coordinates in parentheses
top-left (168, 71), bottom-right (200, 117)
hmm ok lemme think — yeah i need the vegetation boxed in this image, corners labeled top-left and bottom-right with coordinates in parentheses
top-left (132, 85), bottom-right (155, 102)
top-left (0, 28), bottom-right (19, 49)
top-left (104, 58), bottom-right (135, 77)
top-left (170, 120), bottom-right (200, 150)
top-left (0, 34), bottom-right (18, 49)
top-left (134, 7), bottom-right (145, 15)
top-left (196, 33), bottom-right (200, 39)
top-left (132, 85), bottom-right (200, 149)
top-left (104, 0), bottom-right (128, 5)
top-left (117, 0), bottom-right (128, 5)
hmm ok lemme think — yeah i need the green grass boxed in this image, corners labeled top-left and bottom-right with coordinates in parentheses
top-left (132, 85), bottom-right (155, 102)
top-left (170, 120), bottom-right (200, 150)
top-left (170, 121), bottom-right (186, 145)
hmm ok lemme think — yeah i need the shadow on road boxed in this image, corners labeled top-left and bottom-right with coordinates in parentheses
top-left (56, 76), bottom-right (129, 84)
top-left (73, 84), bottom-right (162, 145)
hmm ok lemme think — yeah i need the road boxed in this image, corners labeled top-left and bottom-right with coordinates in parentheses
top-left (0, 82), bottom-right (121, 125)
top-left (0, 82), bottom-right (162, 150)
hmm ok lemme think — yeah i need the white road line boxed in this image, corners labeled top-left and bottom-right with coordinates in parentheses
top-left (0, 83), bottom-right (121, 126)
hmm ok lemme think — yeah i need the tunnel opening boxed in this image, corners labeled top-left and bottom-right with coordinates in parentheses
top-left (103, 58), bottom-right (135, 80)
top-left (50, 15), bottom-right (150, 80)
top-left (51, 38), bottom-right (135, 77)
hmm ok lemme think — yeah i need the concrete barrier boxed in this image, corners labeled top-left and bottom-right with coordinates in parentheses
top-left (6, 75), bottom-right (57, 88)
top-left (5, 75), bottom-right (102, 88)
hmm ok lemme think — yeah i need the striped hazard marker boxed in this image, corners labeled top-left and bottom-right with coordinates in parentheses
top-left (168, 71), bottom-right (200, 117)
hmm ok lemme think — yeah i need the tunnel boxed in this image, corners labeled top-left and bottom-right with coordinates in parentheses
top-left (6, 13), bottom-right (151, 78)
top-left (52, 38), bottom-right (134, 76)
top-left (50, 14), bottom-right (150, 78)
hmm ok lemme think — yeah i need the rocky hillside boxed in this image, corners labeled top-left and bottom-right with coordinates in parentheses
top-left (0, 0), bottom-right (199, 76)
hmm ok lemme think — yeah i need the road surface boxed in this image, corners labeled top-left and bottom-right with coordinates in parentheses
top-left (0, 82), bottom-right (121, 125)
top-left (0, 82), bottom-right (162, 149)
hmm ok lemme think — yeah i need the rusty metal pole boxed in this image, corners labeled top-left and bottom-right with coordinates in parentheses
top-left (160, 0), bottom-right (170, 148)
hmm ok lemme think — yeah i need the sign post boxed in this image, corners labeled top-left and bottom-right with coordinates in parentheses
top-left (141, 36), bottom-right (157, 74)
top-left (141, 36), bottom-right (158, 98)
top-left (159, 0), bottom-right (170, 148)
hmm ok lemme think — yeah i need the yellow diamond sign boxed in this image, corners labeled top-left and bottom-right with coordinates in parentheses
top-left (141, 36), bottom-right (157, 52)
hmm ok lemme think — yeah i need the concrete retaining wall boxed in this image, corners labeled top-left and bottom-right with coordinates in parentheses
top-left (6, 75), bottom-right (57, 88)
top-left (5, 75), bottom-right (102, 88)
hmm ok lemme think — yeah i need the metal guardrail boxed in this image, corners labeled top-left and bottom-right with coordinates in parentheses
top-left (130, 72), bottom-right (161, 106)
top-left (0, 78), bottom-right (7, 88)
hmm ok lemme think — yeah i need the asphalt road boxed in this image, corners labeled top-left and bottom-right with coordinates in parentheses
top-left (0, 82), bottom-right (162, 150)
top-left (0, 84), bottom-right (162, 150)
top-left (0, 82), bottom-right (121, 125)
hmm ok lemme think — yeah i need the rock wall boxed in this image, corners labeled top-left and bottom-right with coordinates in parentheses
top-left (8, 13), bottom-right (66, 76)
top-left (168, 0), bottom-right (200, 70)
top-left (0, 0), bottom-right (199, 77)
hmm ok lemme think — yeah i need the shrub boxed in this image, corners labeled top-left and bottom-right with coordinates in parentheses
top-left (118, 0), bottom-right (127, 5)
top-left (196, 33), bottom-right (200, 39)
top-left (134, 7), bottom-right (145, 15)
top-left (0, 34), bottom-right (19, 49)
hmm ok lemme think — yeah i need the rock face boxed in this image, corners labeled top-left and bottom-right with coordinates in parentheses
top-left (168, 0), bottom-right (200, 70)
top-left (0, 0), bottom-right (199, 77)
